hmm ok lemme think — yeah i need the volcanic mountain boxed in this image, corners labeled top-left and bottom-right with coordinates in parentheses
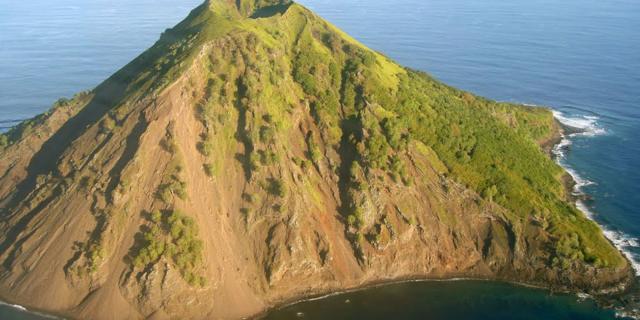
top-left (0, 0), bottom-right (633, 319)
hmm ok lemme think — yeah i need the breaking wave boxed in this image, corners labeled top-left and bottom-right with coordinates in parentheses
top-left (0, 300), bottom-right (27, 312)
top-left (552, 110), bottom-right (640, 273)
top-left (0, 300), bottom-right (62, 319)
top-left (552, 110), bottom-right (607, 137)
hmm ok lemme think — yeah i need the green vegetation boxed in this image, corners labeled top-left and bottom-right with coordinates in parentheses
top-left (292, 156), bottom-right (310, 170)
top-left (203, 163), bottom-right (215, 177)
top-left (160, 123), bottom-right (179, 154)
top-left (65, 208), bottom-right (111, 277)
top-left (269, 6), bottom-right (621, 267)
top-left (347, 207), bottom-right (365, 229)
top-left (69, 240), bottom-right (106, 277)
top-left (259, 125), bottom-right (276, 143)
top-left (552, 233), bottom-right (584, 269)
top-left (100, 116), bottom-right (117, 134)
top-left (197, 139), bottom-right (214, 157)
top-left (0, 91), bottom-right (91, 152)
top-left (258, 149), bottom-right (279, 166)
top-left (266, 177), bottom-right (286, 198)
top-left (283, 14), bottom-right (621, 266)
top-left (381, 117), bottom-right (409, 150)
top-left (0, 134), bottom-right (8, 150)
top-left (306, 132), bottom-right (322, 163)
top-left (6, 0), bottom-right (618, 276)
top-left (364, 131), bottom-right (389, 170)
top-left (157, 161), bottom-right (188, 203)
top-left (83, 242), bottom-right (106, 274)
top-left (385, 71), bottom-right (622, 267)
top-left (132, 209), bottom-right (206, 287)
top-left (482, 185), bottom-right (499, 203)
top-left (389, 155), bottom-right (410, 185)
top-left (158, 124), bottom-right (188, 202)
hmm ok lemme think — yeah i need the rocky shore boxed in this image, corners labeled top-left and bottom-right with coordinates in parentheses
top-left (549, 117), bottom-right (640, 319)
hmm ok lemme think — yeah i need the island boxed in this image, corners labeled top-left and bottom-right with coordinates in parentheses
top-left (0, 1), bottom-right (633, 319)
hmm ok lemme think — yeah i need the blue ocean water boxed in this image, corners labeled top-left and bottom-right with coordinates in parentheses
top-left (0, 0), bottom-right (638, 319)
top-left (0, 0), bottom-right (202, 130)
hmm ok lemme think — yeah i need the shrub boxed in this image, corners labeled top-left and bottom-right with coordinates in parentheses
top-left (293, 48), bottom-right (325, 95)
top-left (305, 133), bottom-right (322, 163)
top-left (381, 117), bottom-right (408, 150)
top-left (131, 209), bottom-right (206, 287)
top-left (161, 139), bottom-right (177, 154)
top-left (389, 155), bottom-right (408, 184)
top-left (158, 179), bottom-right (187, 202)
top-left (160, 123), bottom-right (178, 154)
top-left (86, 243), bottom-right (105, 273)
top-left (349, 161), bottom-right (362, 180)
top-left (157, 161), bottom-right (188, 203)
top-left (552, 233), bottom-right (586, 269)
top-left (249, 152), bottom-right (260, 170)
top-left (151, 210), bottom-right (162, 223)
top-left (267, 178), bottom-right (286, 198)
top-left (292, 157), bottom-right (310, 170)
top-left (348, 207), bottom-right (365, 229)
top-left (100, 116), bottom-right (116, 134)
top-left (364, 132), bottom-right (389, 169)
top-left (259, 125), bottom-right (276, 143)
top-left (203, 163), bottom-right (215, 177)
top-left (347, 214), bottom-right (357, 227)
top-left (259, 150), bottom-right (278, 166)
top-left (197, 140), bottom-right (214, 156)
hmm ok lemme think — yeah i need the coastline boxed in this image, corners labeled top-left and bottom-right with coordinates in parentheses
top-left (0, 299), bottom-right (63, 320)
top-left (254, 112), bottom-right (638, 320)
top-left (550, 113), bottom-right (640, 273)
top-left (549, 113), bottom-right (640, 319)
top-left (550, 120), bottom-right (593, 206)
top-left (253, 270), bottom-right (632, 320)
top-left (1, 111), bottom-right (636, 320)
top-left (253, 276), bottom-right (553, 320)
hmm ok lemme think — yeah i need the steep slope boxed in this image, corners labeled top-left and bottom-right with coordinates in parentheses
top-left (0, 0), bottom-right (632, 319)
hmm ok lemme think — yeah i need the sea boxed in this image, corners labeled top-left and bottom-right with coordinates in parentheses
top-left (0, 0), bottom-right (638, 319)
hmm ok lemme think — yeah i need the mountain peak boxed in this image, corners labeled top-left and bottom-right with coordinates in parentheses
top-left (210, 0), bottom-right (293, 18)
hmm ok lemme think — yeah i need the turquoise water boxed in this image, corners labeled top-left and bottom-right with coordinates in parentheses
top-left (0, 0), bottom-right (639, 319)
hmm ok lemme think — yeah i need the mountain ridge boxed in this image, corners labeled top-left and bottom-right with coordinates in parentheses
top-left (0, 1), bottom-right (633, 319)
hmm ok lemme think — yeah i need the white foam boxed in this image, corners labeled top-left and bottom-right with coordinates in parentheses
top-left (0, 300), bottom-right (62, 319)
top-left (576, 292), bottom-right (591, 301)
top-left (552, 110), bottom-right (607, 137)
top-left (574, 199), bottom-right (640, 272)
top-left (552, 137), bottom-right (572, 159)
top-left (0, 300), bottom-right (27, 311)
top-left (565, 167), bottom-right (596, 191)
top-left (552, 110), bottom-right (640, 273)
